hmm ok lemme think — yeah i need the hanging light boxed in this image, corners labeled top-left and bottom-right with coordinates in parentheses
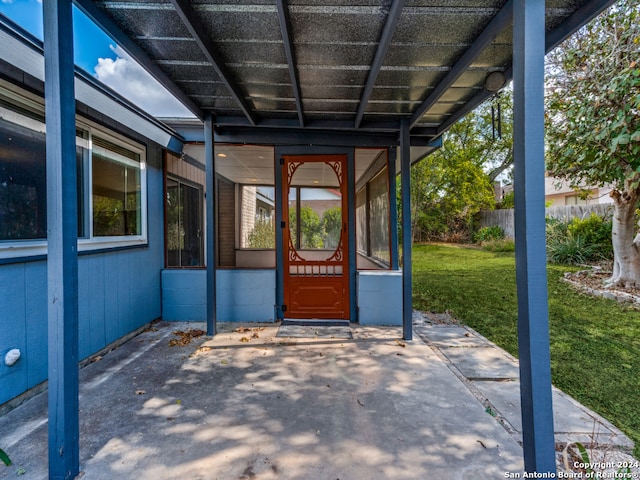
top-left (484, 71), bottom-right (506, 92)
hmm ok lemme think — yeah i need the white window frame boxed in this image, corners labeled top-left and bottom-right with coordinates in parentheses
top-left (0, 81), bottom-right (148, 260)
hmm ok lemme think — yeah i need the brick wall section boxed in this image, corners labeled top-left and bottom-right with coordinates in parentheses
top-left (218, 178), bottom-right (236, 266)
top-left (241, 186), bottom-right (257, 247)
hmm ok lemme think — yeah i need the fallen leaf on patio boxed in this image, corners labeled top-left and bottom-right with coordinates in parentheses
top-left (169, 329), bottom-right (206, 347)
top-left (190, 346), bottom-right (213, 357)
top-left (252, 332), bottom-right (260, 339)
top-left (135, 390), bottom-right (146, 395)
top-left (91, 355), bottom-right (102, 363)
top-left (176, 399), bottom-right (182, 405)
top-left (221, 359), bottom-right (228, 365)
top-left (316, 430), bottom-right (320, 436)
top-left (477, 440), bottom-right (487, 449)
top-left (234, 327), bottom-right (251, 333)
top-left (396, 340), bottom-right (406, 348)
top-left (357, 399), bottom-right (364, 407)
top-left (166, 417), bottom-right (176, 422)
top-left (240, 337), bottom-right (250, 343)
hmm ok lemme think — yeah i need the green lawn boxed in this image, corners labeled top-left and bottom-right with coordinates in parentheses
top-left (412, 243), bottom-right (640, 457)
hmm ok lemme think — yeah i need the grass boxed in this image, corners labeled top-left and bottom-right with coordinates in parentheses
top-left (412, 243), bottom-right (640, 458)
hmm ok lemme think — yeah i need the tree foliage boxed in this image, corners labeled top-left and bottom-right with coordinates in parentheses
top-left (545, 0), bottom-right (640, 285)
top-left (407, 92), bottom-right (513, 242)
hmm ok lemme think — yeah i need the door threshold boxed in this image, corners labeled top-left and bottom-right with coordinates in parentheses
top-left (281, 319), bottom-right (350, 327)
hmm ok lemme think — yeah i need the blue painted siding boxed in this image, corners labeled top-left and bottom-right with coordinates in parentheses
top-left (0, 157), bottom-right (164, 407)
top-left (357, 271), bottom-right (402, 326)
top-left (162, 269), bottom-right (276, 323)
top-left (0, 264), bottom-right (28, 402)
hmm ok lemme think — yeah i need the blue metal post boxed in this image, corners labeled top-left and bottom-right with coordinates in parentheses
top-left (43, 0), bottom-right (79, 478)
top-left (347, 149), bottom-right (357, 322)
top-left (205, 114), bottom-right (217, 335)
top-left (388, 148), bottom-right (399, 270)
top-left (513, 0), bottom-right (556, 474)
top-left (400, 119), bottom-right (412, 340)
top-left (275, 150), bottom-right (284, 319)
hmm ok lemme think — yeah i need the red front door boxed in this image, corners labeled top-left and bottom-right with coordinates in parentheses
top-left (282, 155), bottom-right (349, 319)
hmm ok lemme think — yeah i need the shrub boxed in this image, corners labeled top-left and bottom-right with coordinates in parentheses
top-left (567, 213), bottom-right (613, 260)
top-left (545, 217), bottom-right (568, 244)
top-left (547, 234), bottom-right (598, 265)
top-left (481, 238), bottom-right (515, 252)
top-left (472, 225), bottom-right (504, 243)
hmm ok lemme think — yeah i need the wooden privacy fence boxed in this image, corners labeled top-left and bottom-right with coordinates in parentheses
top-left (479, 204), bottom-right (614, 238)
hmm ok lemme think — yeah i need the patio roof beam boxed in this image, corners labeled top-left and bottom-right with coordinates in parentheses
top-left (212, 126), bottom-right (438, 148)
top-left (43, 0), bottom-right (80, 477)
top-left (74, 0), bottom-right (203, 120)
top-left (409, 0), bottom-right (513, 129)
top-left (354, 0), bottom-right (405, 129)
top-left (434, 0), bottom-right (616, 137)
top-left (276, 0), bottom-right (304, 127)
top-left (545, 0), bottom-right (618, 51)
top-left (169, 0), bottom-right (257, 125)
top-left (212, 116), bottom-right (437, 135)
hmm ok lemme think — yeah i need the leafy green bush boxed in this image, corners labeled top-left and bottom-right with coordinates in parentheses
top-left (545, 214), bottom-right (613, 264)
top-left (545, 217), bottom-right (568, 243)
top-left (480, 238), bottom-right (515, 252)
top-left (472, 225), bottom-right (504, 243)
top-left (567, 213), bottom-right (613, 259)
top-left (499, 190), bottom-right (514, 209)
top-left (247, 219), bottom-right (275, 248)
top-left (547, 234), bottom-right (598, 265)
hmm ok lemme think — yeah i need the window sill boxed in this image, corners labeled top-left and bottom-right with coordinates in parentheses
top-left (0, 238), bottom-right (148, 264)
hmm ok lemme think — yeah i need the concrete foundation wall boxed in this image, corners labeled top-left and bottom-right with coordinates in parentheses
top-left (357, 270), bottom-right (402, 325)
top-left (162, 269), bottom-right (277, 322)
top-left (0, 158), bottom-right (165, 406)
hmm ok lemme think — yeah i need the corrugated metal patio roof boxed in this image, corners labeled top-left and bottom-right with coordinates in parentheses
top-left (75, 0), bottom-right (613, 140)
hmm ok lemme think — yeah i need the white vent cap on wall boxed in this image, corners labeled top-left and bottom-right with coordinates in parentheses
top-left (4, 349), bottom-right (21, 367)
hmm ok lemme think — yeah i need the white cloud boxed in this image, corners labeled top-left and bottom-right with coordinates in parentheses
top-left (94, 45), bottom-right (194, 118)
top-left (1, 0), bottom-right (15, 4)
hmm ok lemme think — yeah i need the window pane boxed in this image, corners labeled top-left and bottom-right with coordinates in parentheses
top-left (166, 178), bottom-right (203, 267)
top-left (0, 111), bottom-right (47, 240)
top-left (356, 188), bottom-right (366, 254)
top-left (166, 178), bottom-right (180, 266)
top-left (92, 136), bottom-right (142, 236)
top-left (241, 186), bottom-right (275, 248)
top-left (369, 167), bottom-right (390, 263)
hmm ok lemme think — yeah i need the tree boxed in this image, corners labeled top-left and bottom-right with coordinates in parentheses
top-left (545, 0), bottom-right (640, 286)
top-left (406, 92), bottom-right (513, 241)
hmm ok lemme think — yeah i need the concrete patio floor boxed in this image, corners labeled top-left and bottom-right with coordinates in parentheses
top-left (0, 317), bottom-right (634, 479)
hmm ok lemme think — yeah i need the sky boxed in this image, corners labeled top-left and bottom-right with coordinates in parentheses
top-left (0, 0), bottom-right (194, 117)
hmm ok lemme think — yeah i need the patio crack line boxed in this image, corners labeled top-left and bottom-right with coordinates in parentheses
top-left (412, 323), bottom-right (522, 443)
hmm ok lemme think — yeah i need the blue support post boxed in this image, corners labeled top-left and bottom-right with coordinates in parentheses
top-left (513, 0), bottom-right (556, 474)
top-left (347, 148), bottom-right (357, 322)
top-left (43, 0), bottom-right (79, 478)
top-left (205, 114), bottom-right (217, 335)
top-left (275, 150), bottom-right (284, 319)
top-left (388, 148), bottom-right (399, 270)
top-left (400, 119), bottom-right (412, 340)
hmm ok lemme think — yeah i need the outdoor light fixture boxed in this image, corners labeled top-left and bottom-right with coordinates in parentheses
top-left (484, 71), bottom-right (506, 92)
top-left (217, 153), bottom-right (227, 158)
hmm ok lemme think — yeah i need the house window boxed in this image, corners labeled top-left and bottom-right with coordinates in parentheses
top-left (92, 135), bottom-right (143, 237)
top-left (240, 185), bottom-right (275, 249)
top-left (210, 144), bottom-right (276, 268)
top-left (166, 177), bottom-right (203, 267)
top-left (356, 165), bottom-right (391, 266)
top-left (0, 83), bottom-right (147, 259)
